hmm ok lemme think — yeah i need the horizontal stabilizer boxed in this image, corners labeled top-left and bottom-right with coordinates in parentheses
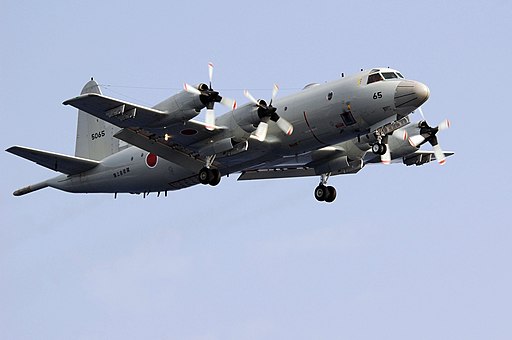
top-left (6, 146), bottom-right (100, 175)
top-left (13, 181), bottom-right (49, 196)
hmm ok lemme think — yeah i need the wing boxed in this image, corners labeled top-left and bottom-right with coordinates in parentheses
top-left (364, 150), bottom-right (455, 165)
top-left (64, 93), bottom-right (229, 170)
top-left (401, 150), bottom-right (455, 166)
top-left (238, 147), bottom-right (364, 181)
top-left (6, 146), bottom-right (100, 175)
top-left (63, 93), bottom-right (167, 128)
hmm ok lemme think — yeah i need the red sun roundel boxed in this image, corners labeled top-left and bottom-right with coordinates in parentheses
top-left (146, 153), bottom-right (158, 168)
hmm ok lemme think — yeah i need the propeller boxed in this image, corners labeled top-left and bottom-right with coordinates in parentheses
top-left (243, 84), bottom-right (293, 141)
top-left (380, 129), bottom-right (408, 165)
top-left (408, 119), bottom-right (451, 165)
top-left (183, 62), bottom-right (236, 130)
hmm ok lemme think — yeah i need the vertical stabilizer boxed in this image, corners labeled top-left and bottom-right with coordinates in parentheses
top-left (75, 79), bottom-right (123, 160)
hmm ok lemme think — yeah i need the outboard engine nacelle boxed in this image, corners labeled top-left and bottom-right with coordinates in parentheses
top-left (149, 84), bottom-right (208, 126)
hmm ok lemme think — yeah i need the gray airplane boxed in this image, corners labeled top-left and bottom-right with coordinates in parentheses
top-left (6, 65), bottom-right (452, 202)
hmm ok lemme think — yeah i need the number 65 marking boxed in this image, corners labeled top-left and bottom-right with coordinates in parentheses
top-left (373, 91), bottom-right (383, 99)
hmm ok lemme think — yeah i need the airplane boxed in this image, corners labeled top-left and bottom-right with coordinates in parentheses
top-left (6, 64), bottom-right (453, 203)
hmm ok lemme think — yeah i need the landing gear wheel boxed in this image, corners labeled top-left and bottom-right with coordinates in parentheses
top-left (199, 167), bottom-right (221, 186)
top-left (199, 167), bottom-right (213, 185)
top-left (372, 143), bottom-right (387, 155)
top-left (314, 185), bottom-right (328, 201)
top-left (325, 186), bottom-right (337, 203)
top-left (209, 169), bottom-right (221, 186)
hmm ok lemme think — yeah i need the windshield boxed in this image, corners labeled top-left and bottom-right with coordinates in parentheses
top-left (367, 73), bottom-right (384, 84)
top-left (382, 72), bottom-right (398, 79)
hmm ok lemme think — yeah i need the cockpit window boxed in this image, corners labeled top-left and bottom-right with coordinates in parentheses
top-left (396, 72), bottom-right (404, 78)
top-left (367, 73), bottom-right (384, 84)
top-left (382, 72), bottom-right (398, 79)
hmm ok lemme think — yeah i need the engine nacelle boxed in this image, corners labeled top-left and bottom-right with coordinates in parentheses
top-left (198, 138), bottom-right (235, 156)
top-left (148, 84), bottom-right (209, 127)
top-left (232, 103), bottom-right (262, 133)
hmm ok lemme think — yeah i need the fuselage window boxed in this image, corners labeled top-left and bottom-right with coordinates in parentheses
top-left (367, 73), bottom-right (383, 84)
top-left (382, 72), bottom-right (398, 79)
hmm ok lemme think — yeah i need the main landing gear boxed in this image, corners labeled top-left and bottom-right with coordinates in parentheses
top-left (314, 173), bottom-right (337, 203)
top-left (198, 155), bottom-right (221, 186)
top-left (371, 142), bottom-right (387, 155)
top-left (199, 167), bottom-right (221, 186)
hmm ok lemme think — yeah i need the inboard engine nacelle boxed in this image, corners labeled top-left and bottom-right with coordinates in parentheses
top-left (232, 103), bottom-right (261, 133)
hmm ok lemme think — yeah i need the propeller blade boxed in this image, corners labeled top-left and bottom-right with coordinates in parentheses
top-left (408, 134), bottom-right (425, 147)
top-left (432, 144), bottom-right (446, 165)
top-left (392, 129), bottom-right (408, 141)
top-left (381, 144), bottom-right (391, 165)
top-left (418, 106), bottom-right (426, 120)
top-left (205, 108), bottom-right (215, 130)
top-left (271, 84), bottom-right (279, 104)
top-left (254, 121), bottom-right (269, 141)
top-left (184, 83), bottom-right (201, 95)
top-left (220, 97), bottom-right (237, 110)
top-left (244, 90), bottom-right (260, 106)
top-left (276, 117), bottom-right (294, 135)
top-left (438, 119), bottom-right (451, 131)
top-left (208, 62), bottom-right (214, 85)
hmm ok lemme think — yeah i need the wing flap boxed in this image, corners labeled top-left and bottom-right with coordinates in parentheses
top-left (238, 167), bottom-right (317, 180)
top-left (6, 146), bottom-right (100, 175)
top-left (114, 129), bottom-right (204, 173)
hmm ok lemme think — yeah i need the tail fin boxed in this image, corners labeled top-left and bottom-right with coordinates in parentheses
top-left (75, 79), bottom-right (124, 160)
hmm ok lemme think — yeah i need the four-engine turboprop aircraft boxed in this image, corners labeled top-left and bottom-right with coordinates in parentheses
top-left (6, 65), bottom-right (453, 202)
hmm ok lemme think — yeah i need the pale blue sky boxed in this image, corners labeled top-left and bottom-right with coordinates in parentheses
top-left (1, 0), bottom-right (511, 339)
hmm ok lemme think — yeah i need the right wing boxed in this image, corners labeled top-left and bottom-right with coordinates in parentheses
top-left (63, 93), bottom-right (168, 128)
top-left (6, 146), bottom-right (100, 175)
top-left (64, 93), bottom-right (230, 171)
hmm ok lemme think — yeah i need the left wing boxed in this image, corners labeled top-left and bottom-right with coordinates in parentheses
top-left (364, 149), bottom-right (455, 165)
top-left (238, 147), bottom-right (364, 181)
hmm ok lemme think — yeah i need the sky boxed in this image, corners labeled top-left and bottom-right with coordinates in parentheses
top-left (1, 0), bottom-right (511, 339)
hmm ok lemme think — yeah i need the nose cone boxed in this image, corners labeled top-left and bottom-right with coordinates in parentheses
top-left (394, 80), bottom-right (430, 110)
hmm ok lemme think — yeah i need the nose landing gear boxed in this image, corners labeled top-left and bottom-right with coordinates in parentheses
top-left (314, 173), bottom-right (337, 203)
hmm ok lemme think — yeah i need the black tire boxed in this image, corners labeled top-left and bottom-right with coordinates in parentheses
top-left (209, 169), bottom-right (221, 186)
top-left (372, 143), bottom-right (381, 154)
top-left (314, 185), bottom-right (327, 201)
top-left (198, 167), bottom-right (212, 185)
top-left (372, 143), bottom-right (387, 155)
top-left (379, 143), bottom-right (387, 155)
top-left (325, 186), bottom-right (337, 203)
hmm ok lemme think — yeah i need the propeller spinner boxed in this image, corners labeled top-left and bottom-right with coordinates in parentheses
top-left (184, 62), bottom-right (236, 130)
top-left (243, 85), bottom-right (293, 141)
top-left (408, 119), bottom-right (451, 165)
